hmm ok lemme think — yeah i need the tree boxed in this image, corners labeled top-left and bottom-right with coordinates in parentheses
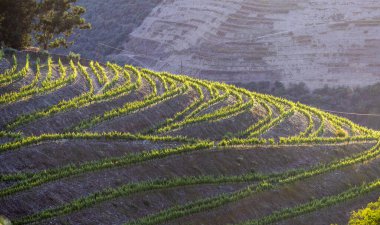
top-left (0, 0), bottom-right (37, 49)
top-left (34, 0), bottom-right (91, 50)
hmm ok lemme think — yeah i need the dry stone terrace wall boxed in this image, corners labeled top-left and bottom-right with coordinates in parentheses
top-left (112, 0), bottom-right (380, 89)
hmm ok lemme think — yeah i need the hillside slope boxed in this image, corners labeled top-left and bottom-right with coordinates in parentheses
top-left (111, 0), bottom-right (380, 89)
top-left (0, 51), bottom-right (379, 225)
top-left (53, 0), bottom-right (162, 61)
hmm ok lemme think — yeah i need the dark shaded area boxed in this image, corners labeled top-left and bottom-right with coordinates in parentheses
top-left (0, 0), bottom-right (36, 49)
top-left (235, 81), bottom-right (380, 130)
top-left (52, 0), bottom-right (162, 61)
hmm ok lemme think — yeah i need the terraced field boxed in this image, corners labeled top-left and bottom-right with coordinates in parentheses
top-left (0, 52), bottom-right (379, 225)
top-left (114, 0), bottom-right (380, 89)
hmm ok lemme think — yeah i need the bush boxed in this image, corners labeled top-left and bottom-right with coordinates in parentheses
top-left (349, 197), bottom-right (380, 225)
top-left (68, 51), bottom-right (81, 61)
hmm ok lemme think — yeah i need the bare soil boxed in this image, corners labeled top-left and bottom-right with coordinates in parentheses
top-left (277, 190), bottom-right (379, 225)
top-left (0, 66), bottom-right (87, 129)
top-left (91, 89), bottom-right (196, 134)
top-left (167, 105), bottom-right (266, 140)
top-left (262, 111), bottom-right (308, 139)
top-left (0, 140), bottom-right (183, 173)
top-left (0, 142), bottom-right (372, 219)
top-left (40, 183), bottom-right (248, 225)
top-left (167, 153), bottom-right (380, 225)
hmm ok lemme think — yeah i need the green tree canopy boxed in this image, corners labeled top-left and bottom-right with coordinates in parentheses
top-left (34, 0), bottom-right (91, 50)
top-left (0, 0), bottom-right (91, 50)
top-left (0, 0), bottom-right (37, 49)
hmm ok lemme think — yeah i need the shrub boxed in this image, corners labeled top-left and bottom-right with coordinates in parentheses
top-left (349, 197), bottom-right (380, 225)
top-left (68, 51), bottom-right (81, 61)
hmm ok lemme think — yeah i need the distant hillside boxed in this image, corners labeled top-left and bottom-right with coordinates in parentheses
top-left (0, 51), bottom-right (379, 225)
top-left (53, 0), bottom-right (162, 61)
top-left (48, 0), bottom-right (380, 131)
top-left (111, 0), bottom-right (380, 89)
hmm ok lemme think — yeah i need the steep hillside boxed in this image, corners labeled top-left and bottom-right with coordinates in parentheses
top-left (53, 0), bottom-right (162, 61)
top-left (0, 51), bottom-right (379, 225)
top-left (112, 0), bottom-right (380, 89)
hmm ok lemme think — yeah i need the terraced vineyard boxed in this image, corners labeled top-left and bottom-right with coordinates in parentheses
top-left (0, 52), bottom-right (379, 225)
top-left (116, 0), bottom-right (380, 89)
